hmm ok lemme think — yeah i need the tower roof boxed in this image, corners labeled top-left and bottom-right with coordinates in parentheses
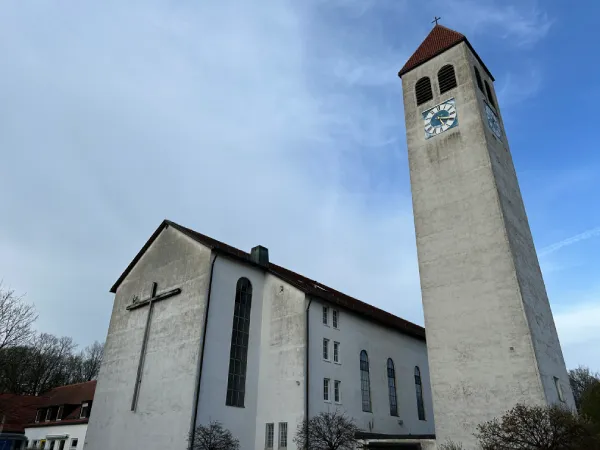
top-left (398, 25), bottom-right (494, 81)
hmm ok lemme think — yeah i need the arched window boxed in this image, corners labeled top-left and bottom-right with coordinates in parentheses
top-left (387, 358), bottom-right (398, 416)
top-left (485, 80), bottom-right (496, 108)
top-left (474, 66), bottom-right (484, 92)
top-left (438, 65), bottom-right (457, 94)
top-left (415, 366), bottom-right (425, 420)
top-left (226, 277), bottom-right (253, 407)
top-left (415, 77), bottom-right (433, 106)
top-left (360, 350), bottom-right (371, 412)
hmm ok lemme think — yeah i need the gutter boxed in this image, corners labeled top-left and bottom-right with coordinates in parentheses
top-left (189, 253), bottom-right (219, 450)
top-left (304, 297), bottom-right (313, 450)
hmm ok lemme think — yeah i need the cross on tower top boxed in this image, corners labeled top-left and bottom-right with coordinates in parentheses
top-left (432, 16), bottom-right (441, 26)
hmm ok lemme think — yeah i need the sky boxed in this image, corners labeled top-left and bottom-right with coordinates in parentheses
top-left (0, 0), bottom-right (599, 371)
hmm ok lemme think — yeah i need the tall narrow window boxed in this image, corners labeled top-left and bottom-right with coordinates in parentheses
top-left (333, 342), bottom-right (340, 363)
top-left (278, 422), bottom-right (288, 448)
top-left (334, 380), bottom-right (341, 403)
top-left (226, 277), bottom-right (253, 407)
top-left (415, 366), bottom-right (426, 420)
top-left (554, 376), bottom-right (566, 402)
top-left (360, 350), bottom-right (371, 412)
top-left (485, 80), bottom-right (496, 108)
top-left (474, 66), bottom-right (484, 92)
top-left (323, 338), bottom-right (329, 360)
top-left (415, 77), bottom-right (433, 106)
top-left (265, 423), bottom-right (274, 449)
top-left (387, 359), bottom-right (398, 416)
top-left (324, 378), bottom-right (330, 401)
top-left (322, 306), bottom-right (328, 325)
top-left (332, 310), bottom-right (339, 328)
top-left (438, 65), bottom-right (457, 94)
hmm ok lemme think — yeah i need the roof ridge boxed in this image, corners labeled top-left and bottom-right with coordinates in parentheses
top-left (112, 219), bottom-right (426, 340)
top-left (398, 24), bottom-right (493, 80)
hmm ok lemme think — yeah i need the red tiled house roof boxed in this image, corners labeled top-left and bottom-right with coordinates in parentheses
top-left (25, 381), bottom-right (96, 428)
top-left (110, 220), bottom-right (426, 341)
top-left (398, 25), bottom-right (494, 80)
top-left (0, 394), bottom-right (45, 434)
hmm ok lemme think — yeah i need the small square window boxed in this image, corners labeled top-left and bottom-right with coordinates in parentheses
top-left (265, 423), bottom-right (274, 449)
top-left (333, 342), bottom-right (340, 363)
top-left (332, 310), bottom-right (338, 328)
top-left (334, 380), bottom-right (341, 403)
top-left (323, 378), bottom-right (330, 401)
top-left (323, 339), bottom-right (329, 360)
top-left (554, 376), bottom-right (566, 402)
top-left (322, 306), bottom-right (328, 325)
top-left (70, 438), bottom-right (78, 449)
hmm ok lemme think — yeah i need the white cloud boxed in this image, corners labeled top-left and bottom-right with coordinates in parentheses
top-left (0, 0), bottom-right (421, 346)
top-left (540, 227), bottom-right (600, 257)
top-left (436, 0), bottom-right (553, 47)
top-left (555, 301), bottom-right (600, 371)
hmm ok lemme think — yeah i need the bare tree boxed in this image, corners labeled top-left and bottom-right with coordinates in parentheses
top-left (80, 341), bottom-right (104, 381)
top-left (0, 284), bottom-right (37, 351)
top-left (294, 410), bottom-right (360, 450)
top-left (570, 366), bottom-right (600, 411)
top-left (475, 403), bottom-right (598, 450)
top-left (189, 420), bottom-right (240, 450)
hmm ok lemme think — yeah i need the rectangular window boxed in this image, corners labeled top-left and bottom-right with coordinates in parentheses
top-left (554, 376), bottom-right (566, 402)
top-left (50, 441), bottom-right (56, 450)
top-left (278, 422), bottom-right (288, 448)
top-left (70, 439), bottom-right (78, 449)
top-left (332, 310), bottom-right (338, 328)
top-left (323, 338), bottom-right (329, 360)
top-left (322, 306), bottom-right (328, 325)
top-left (265, 423), bottom-right (274, 448)
top-left (80, 402), bottom-right (90, 419)
top-left (334, 380), bottom-right (341, 403)
top-left (323, 378), bottom-right (330, 401)
top-left (45, 408), bottom-right (52, 421)
top-left (226, 278), bottom-right (253, 408)
top-left (59, 440), bottom-right (66, 450)
top-left (333, 342), bottom-right (340, 363)
top-left (57, 405), bottom-right (63, 421)
top-left (35, 410), bottom-right (42, 423)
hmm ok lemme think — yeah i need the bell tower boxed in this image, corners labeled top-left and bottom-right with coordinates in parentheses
top-left (398, 25), bottom-right (574, 447)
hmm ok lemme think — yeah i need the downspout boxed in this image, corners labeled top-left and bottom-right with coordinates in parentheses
top-left (305, 297), bottom-right (313, 450)
top-left (189, 252), bottom-right (219, 450)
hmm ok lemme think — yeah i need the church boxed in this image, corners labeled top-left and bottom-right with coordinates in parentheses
top-left (84, 25), bottom-right (574, 450)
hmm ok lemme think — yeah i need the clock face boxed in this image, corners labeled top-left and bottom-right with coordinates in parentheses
top-left (423, 99), bottom-right (458, 139)
top-left (485, 102), bottom-right (503, 140)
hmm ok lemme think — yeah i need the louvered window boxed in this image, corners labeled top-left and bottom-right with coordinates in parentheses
top-left (438, 65), bottom-right (457, 94)
top-left (415, 77), bottom-right (433, 106)
top-left (474, 66), bottom-right (484, 92)
top-left (485, 80), bottom-right (496, 108)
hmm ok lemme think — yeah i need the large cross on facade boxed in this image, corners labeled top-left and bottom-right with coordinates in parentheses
top-left (127, 281), bottom-right (182, 411)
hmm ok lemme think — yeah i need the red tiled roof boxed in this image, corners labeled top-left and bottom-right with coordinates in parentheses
top-left (110, 220), bottom-right (426, 341)
top-left (37, 381), bottom-right (96, 408)
top-left (398, 25), bottom-right (494, 81)
top-left (0, 394), bottom-right (45, 433)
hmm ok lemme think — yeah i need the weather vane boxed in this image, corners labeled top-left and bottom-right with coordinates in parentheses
top-left (432, 16), bottom-right (441, 26)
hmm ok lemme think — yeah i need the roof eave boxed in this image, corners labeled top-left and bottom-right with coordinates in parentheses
top-left (398, 38), bottom-right (495, 82)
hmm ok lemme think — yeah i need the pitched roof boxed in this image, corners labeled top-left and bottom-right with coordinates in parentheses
top-left (398, 25), bottom-right (494, 80)
top-left (37, 381), bottom-right (96, 407)
top-left (111, 220), bottom-right (426, 341)
top-left (0, 394), bottom-right (45, 433)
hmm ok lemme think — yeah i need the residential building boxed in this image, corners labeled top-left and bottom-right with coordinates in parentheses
top-left (24, 381), bottom-right (95, 450)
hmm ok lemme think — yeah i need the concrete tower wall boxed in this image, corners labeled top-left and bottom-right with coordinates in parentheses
top-left (401, 41), bottom-right (574, 447)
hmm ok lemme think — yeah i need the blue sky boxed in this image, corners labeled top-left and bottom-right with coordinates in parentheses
top-left (0, 0), bottom-right (598, 371)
